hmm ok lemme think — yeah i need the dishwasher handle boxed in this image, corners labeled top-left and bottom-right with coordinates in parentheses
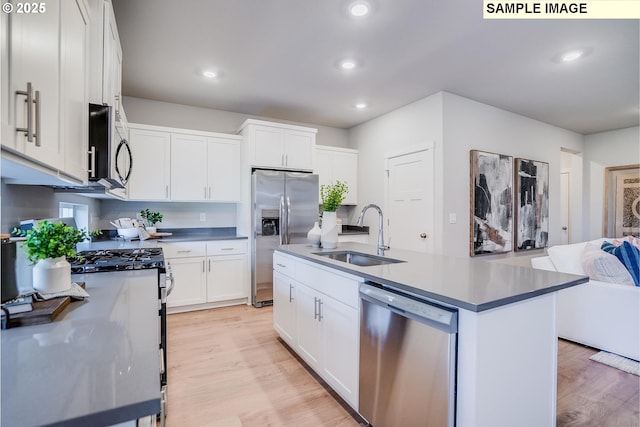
top-left (360, 283), bottom-right (458, 333)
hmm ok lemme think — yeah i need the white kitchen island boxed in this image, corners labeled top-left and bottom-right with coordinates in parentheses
top-left (273, 243), bottom-right (588, 427)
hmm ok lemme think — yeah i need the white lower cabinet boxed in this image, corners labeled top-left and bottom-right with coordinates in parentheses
top-left (273, 271), bottom-right (296, 347)
top-left (163, 240), bottom-right (248, 312)
top-left (165, 257), bottom-right (207, 307)
top-left (273, 252), bottom-right (361, 410)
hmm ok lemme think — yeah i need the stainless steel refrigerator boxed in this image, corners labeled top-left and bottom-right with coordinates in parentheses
top-left (252, 170), bottom-right (319, 307)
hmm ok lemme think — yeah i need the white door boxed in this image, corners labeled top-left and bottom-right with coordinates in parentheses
top-left (560, 172), bottom-right (570, 245)
top-left (386, 149), bottom-right (434, 253)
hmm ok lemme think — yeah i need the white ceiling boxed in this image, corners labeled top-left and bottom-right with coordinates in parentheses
top-left (111, 0), bottom-right (639, 135)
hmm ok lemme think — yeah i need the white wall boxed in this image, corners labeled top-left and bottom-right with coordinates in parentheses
top-left (347, 92), bottom-right (444, 249)
top-left (442, 93), bottom-right (584, 257)
top-left (347, 91), bottom-right (587, 259)
top-left (1, 181), bottom-right (102, 232)
top-left (123, 96), bottom-right (349, 148)
top-left (98, 200), bottom-right (236, 230)
top-left (583, 126), bottom-right (640, 239)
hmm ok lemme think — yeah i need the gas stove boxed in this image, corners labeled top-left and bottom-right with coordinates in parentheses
top-left (69, 248), bottom-right (165, 273)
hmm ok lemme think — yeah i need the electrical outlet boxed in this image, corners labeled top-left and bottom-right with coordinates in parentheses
top-left (449, 213), bottom-right (457, 224)
top-left (200, 213), bottom-right (206, 222)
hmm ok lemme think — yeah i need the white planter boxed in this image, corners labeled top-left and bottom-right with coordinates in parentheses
top-left (146, 226), bottom-right (157, 234)
top-left (33, 256), bottom-right (72, 293)
top-left (321, 212), bottom-right (339, 249)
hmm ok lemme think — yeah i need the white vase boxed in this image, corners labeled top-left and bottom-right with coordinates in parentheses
top-left (146, 226), bottom-right (157, 234)
top-left (307, 221), bottom-right (322, 248)
top-left (321, 211), bottom-right (339, 249)
top-left (33, 256), bottom-right (72, 294)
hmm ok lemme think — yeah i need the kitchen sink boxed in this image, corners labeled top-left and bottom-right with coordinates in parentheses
top-left (312, 250), bottom-right (406, 267)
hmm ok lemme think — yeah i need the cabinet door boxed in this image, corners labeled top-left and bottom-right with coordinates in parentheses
top-left (315, 148), bottom-right (332, 200)
top-left (166, 257), bottom-right (207, 308)
top-left (127, 128), bottom-right (171, 200)
top-left (333, 151), bottom-right (358, 205)
top-left (295, 283), bottom-right (323, 370)
top-left (322, 296), bottom-right (359, 409)
top-left (284, 130), bottom-right (314, 170)
top-left (171, 133), bottom-right (207, 201)
top-left (8, 0), bottom-right (63, 169)
top-left (252, 126), bottom-right (284, 168)
top-left (102, 2), bottom-right (119, 108)
top-left (206, 254), bottom-right (246, 302)
top-left (207, 138), bottom-right (240, 201)
top-left (60, 0), bottom-right (89, 181)
top-left (273, 271), bottom-right (296, 347)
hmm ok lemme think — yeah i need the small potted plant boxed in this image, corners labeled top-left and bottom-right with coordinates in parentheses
top-left (140, 209), bottom-right (163, 233)
top-left (13, 221), bottom-right (99, 293)
top-left (319, 181), bottom-right (349, 249)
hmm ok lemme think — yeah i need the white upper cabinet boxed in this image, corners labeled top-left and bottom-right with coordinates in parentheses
top-left (127, 127), bottom-right (171, 200)
top-left (207, 137), bottom-right (241, 202)
top-left (1, 0), bottom-right (91, 183)
top-left (128, 123), bottom-right (242, 202)
top-left (240, 119), bottom-right (316, 171)
top-left (315, 145), bottom-right (358, 205)
top-left (60, 0), bottom-right (90, 181)
top-left (170, 133), bottom-right (208, 201)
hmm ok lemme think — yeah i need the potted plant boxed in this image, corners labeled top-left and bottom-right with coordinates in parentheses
top-left (140, 209), bottom-right (163, 233)
top-left (13, 221), bottom-right (99, 293)
top-left (319, 181), bottom-right (349, 249)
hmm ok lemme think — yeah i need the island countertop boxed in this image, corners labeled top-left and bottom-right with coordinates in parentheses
top-left (1, 270), bottom-right (161, 427)
top-left (276, 243), bottom-right (588, 312)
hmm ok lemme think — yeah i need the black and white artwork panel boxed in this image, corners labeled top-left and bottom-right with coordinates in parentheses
top-left (515, 158), bottom-right (549, 251)
top-left (470, 150), bottom-right (513, 256)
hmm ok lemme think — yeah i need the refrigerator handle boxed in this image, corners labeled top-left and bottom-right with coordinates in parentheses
top-left (286, 196), bottom-right (291, 245)
top-left (279, 195), bottom-right (285, 245)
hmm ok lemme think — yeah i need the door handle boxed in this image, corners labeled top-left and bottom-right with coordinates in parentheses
top-left (420, 233), bottom-right (428, 239)
top-left (279, 196), bottom-right (285, 245)
top-left (88, 146), bottom-right (96, 177)
top-left (285, 196), bottom-right (291, 245)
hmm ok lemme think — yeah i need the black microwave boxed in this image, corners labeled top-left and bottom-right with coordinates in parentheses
top-left (88, 103), bottom-right (132, 188)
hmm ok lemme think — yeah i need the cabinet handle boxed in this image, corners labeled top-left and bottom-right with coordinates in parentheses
top-left (220, 248), bottom-right (234, 251)
top-left (209, 187), bottom-right (211, 199)
top-left (281, 154), bottom-right (285, 166)
top-left (208, 259), bottom-right (211, 272)
top-left (317, 298), bottom-right (323, 322)
top-left (177, 250), bottom-right (192, 253)
top-left (15, 82), bottom-right (34, 142)
top-left (165, 185), bottom-right (169, 198)
top-left (314, 297), bottom-right (318, 320)
top-left (285, 154), bottom-right (288, 166)
top-left (204, 187), bottom-right (207, 199)
top-left (202, 260), bottom-right (205, 272)
top-left (276, 263), bottom-right (286, 268)
top-left (289, 284), bottom-right (293, 302)
top-left (88, 146), bottom-right (96, 177)
top-left (34, 90), bottom-right (41, 146)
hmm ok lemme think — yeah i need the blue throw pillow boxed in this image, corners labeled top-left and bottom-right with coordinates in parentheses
top-left (601, 241), bottom-right (640, 286)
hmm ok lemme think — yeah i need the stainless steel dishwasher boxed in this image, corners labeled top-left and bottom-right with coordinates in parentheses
top-left (359, 282), bottom-right (458, 427)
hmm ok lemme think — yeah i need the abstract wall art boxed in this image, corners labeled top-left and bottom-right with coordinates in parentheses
top-left (515, 158), bottom-right (549, 251)
top-left (470, 150), bottom-right (513, 256)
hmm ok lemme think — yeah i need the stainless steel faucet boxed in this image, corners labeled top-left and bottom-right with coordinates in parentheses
top-left (356, 204), bottom-right (390, 255)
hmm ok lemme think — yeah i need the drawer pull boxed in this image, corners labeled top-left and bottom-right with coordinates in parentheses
top-left (177, 250), bottom-right (192, 253)
top-left (220, 248), bottom-right (234, 251)
top-left (276, 263), bottom-right (286, 268)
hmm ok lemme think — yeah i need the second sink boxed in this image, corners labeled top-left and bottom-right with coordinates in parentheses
top-left (313, 250), bottom-right (406, 267)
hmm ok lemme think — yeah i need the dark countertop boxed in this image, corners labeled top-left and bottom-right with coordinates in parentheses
top-left (276, 243), bottom-right (588, 312)
top-left (1, 270), bottom-right (161, 427)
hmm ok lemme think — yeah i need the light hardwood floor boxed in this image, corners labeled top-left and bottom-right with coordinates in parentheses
top-left (166, 305), bottom-right (639, 427)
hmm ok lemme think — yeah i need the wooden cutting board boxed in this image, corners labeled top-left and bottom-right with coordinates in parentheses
top-left (5, 283), bottom-right (86, 328)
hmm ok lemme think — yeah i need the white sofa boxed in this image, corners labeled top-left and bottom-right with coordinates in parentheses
top-left (532, 239), bottom-right (640, 361)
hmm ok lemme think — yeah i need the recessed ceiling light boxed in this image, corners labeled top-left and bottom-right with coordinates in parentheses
top-left (340, 59), bottom-right (357, 70)
top-left (355, 102), bottom-right (367, 109)
top-left (560, 49), bottom-right (584, 62)
top-left (349, 1), bottom-right (370, 17)
top-left (203, 70), bottom-right (217, 78)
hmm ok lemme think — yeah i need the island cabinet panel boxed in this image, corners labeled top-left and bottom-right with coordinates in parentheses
top-left (273, 270), bottom-right (296, 347)
top-left (456, 293), bottom-right (557, 427)
top-left (272, 251), bottom-right (361, 410)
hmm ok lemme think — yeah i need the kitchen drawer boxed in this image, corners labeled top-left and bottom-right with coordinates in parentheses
top-left (295, 260), bottom-right (360, 309)
top-left (159, 242), bottom-right (206, 258)
top-left (206, 240), bottom-right (247, 256)
top-left (274, 252), bottom-right (296, 277)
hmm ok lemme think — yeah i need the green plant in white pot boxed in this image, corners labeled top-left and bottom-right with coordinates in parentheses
top-left (320, 181), bottom-right (349, 249)
top-left (140, 209), bottom-right (163, 233)
top-left (14, 221), bottom-right (98, 293)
